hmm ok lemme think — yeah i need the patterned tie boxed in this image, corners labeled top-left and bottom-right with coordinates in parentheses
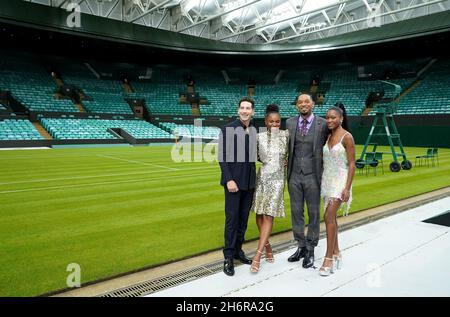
top-left (300, 119), bottom-right (308, 136)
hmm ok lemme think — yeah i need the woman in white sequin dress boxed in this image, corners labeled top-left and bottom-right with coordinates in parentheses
top-left (249, 105), bottom-right (289, 273)
top-left (319, 103), bottom-right (356, 277)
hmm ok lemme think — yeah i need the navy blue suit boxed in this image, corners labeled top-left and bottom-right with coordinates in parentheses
top-left (218, 119), bottom-right (257, 259)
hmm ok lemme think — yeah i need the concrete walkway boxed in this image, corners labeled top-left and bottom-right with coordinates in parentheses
top-left (54, 187), bottom-right (450, 297)
top-left (150, 194), bottom-right (450, 297)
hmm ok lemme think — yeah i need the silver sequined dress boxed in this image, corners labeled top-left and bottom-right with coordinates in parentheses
top-left (321, 132), bottom-right (352, 216)
top-left (251, 130), bottom-right (289, 218)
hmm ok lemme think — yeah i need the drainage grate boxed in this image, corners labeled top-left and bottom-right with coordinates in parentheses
top-left (99, 262), bottom-right (224, 297)
top-left (99, 195), bottom-right (450, 297)
top-left (98, 227), bottom-right (362, 297)
top-left (99, 242), bottom-right (299, 298)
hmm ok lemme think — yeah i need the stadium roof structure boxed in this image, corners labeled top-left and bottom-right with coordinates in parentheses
top-left (25, 0), bottom-right (450, 44)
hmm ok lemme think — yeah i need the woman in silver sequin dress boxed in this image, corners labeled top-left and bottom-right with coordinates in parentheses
top-left (250, 105), bottom-right (289, 273)
top-left (319, 103), bottom-right (355, 277)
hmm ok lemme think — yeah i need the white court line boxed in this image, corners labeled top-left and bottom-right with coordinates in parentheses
top-left (0, 165), bottom-right (218, 186)
top-left (0, 171), bottom-right (217, 194)
top-left (0, 147), bottom-right (51, 151)
top-left (0, 150), bottom-right (174, 160)
top-left (96, 154), bottom-right (179, 171)
top-left (0, 153), bottom-right (103, 159)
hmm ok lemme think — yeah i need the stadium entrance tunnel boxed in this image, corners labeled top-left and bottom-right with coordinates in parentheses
top-left (108, 128), bottom-right (135, 144)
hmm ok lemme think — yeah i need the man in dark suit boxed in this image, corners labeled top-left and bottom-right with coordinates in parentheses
top-left (286, 93), bottom-right (329, 268)
top-left (218, 97), bottom-right (257, 276)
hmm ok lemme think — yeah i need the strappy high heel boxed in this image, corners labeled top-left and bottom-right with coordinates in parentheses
top-left (333, 252), bottom-right (342, 270)
top-left (250, 250), bottom-right (263, 273)
top-left (265, 242), bottom-right (275, 263)
top-left (319, 257), bottom-right (334, 276)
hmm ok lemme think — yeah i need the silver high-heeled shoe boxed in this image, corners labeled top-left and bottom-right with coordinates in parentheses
top-left (333, 252), bottom-right (342, 270)
top-left (319, 257), bottom-right (334, 277)
top-left (250, 250), bottom-right (263, 273)
top-left (265, 242), bottom-right (274, 263)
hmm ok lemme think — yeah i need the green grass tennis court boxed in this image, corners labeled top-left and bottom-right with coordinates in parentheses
top-left (0, 145), bottom-right (449, 296)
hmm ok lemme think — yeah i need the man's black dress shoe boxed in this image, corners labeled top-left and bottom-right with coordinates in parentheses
top-left (302, 250), bottom-right (315, 268)
top-left (287, 247), bottom-right (307, 262)
top-left (233, 251), bottom-right (252, 265)
top-left (223, 258), bottom-right (235, 276)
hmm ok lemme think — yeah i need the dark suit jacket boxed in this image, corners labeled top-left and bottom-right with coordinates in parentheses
top-left (286, 115), bottom-right (329, 186)
top-left (218, 119), bottom-right (257, 191)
